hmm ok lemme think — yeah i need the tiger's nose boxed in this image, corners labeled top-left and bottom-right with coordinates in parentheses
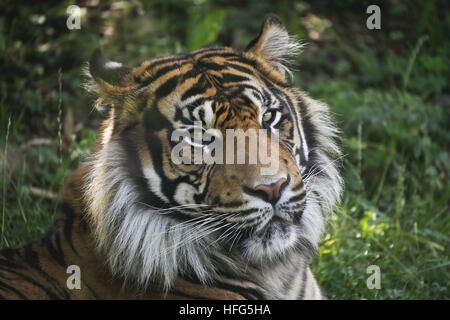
top-left (253, 177), bottom-right (289, 205)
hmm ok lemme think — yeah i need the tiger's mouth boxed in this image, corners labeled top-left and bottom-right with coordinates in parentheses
top-left (236, 205), bottom-right (305, 236)
top-left (164, 196), bottom-right (306, 232)
top-left (218, 197), bottom-right (307, 231)
top-left (144, 190), bottom-right (308, 257)
top-left (187, 201), bottom-right (307, 250)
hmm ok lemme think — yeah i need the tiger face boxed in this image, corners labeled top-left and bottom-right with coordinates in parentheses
top-left (85, 14), bottom-right (342, 290)
top-left (148, 55), bottom-right (308, 260)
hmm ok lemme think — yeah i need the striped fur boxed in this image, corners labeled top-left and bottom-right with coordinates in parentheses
top-left (0, 14), bottom-right (342, 300)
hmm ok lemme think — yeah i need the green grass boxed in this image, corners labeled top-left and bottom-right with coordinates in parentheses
top-left (304, 38), bottom-right (449, 299)
top-left (0, 0), bottom-right (448, 299)
top-left (0, 128), bottom-right (97, 248)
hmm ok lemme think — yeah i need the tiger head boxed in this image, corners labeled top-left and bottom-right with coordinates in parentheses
top-left (84, 14), bottom-right (342, 290)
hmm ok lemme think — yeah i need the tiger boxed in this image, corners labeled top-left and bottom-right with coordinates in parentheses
top-left (0, 14), bottom-right (342, 300)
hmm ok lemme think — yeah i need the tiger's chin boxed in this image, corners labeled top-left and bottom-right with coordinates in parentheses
top-left (236, 217), bottom-right (314, 263)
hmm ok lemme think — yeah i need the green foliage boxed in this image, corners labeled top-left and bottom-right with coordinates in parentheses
top-left (0, 127), bottom-right (97, 248)
top-left (302, 24), bottom-right (449, 297)
top-left (186, 9), bottom-right (227, 51)
top-left (0, 0), bottom-right (448, 299)
top-left (306, 73), bottom-right (449, 299)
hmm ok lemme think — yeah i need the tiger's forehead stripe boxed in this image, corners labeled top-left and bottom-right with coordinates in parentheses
top-left (134, 53), bottom-right (268, 122)
top-left (133, 47), bottom-right (305, 170)
top-left (133, 51), bottom-right (302, 137)
top-left (133, 48), bottom-right (238, 84)
top-left (132, 48), bottom-right (288, 97)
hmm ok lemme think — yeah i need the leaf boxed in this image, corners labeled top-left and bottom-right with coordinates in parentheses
top-left (186, 9), bottom-right (227, 51)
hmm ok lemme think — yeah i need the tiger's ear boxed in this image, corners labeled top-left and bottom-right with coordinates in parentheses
top-left (88, 48), bottom-right (134, 105)
top-left (246, 14), bottom-right (301, 77)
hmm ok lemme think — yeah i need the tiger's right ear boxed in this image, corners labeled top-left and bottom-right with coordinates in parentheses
top-left (88, 48), bottom-right (134, 105)
top-left (246, 14), bottom-right (301, 78)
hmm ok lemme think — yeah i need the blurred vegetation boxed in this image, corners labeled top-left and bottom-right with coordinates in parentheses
top-left (0, 0), bottom-right (448, 299)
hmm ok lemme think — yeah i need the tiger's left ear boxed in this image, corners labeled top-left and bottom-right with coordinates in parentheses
top-left (246, 14), bottom-right (301, 77)
top-left (88, 48), bottom-right (135, 107)
top-left (89, 48), bottom-right (133, 88)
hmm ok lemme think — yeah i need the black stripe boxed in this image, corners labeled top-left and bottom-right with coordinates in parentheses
top-left (297, 98), bottom-right (318, 168)
top-left (292, 180), bottom-right (304, 192)
top-left (81, 281), bottom-right (100, 300)
top-left (0, 267), bottom-right (61, 299)
top-left (211, 280), bottom-right (264, 300)
top-left (138, 63), bottom-right (184, 88)
top-left (145, 124), bottom-right (194, 203)
top-left (154, 76), bottom-right (179, 99)
top-left (58, 202), bottom-right (79, 256)
top-left (24, 244), bottom-right (40, 267)
top-left (0, 258), bottom-right (21, 269)
top-left (0, 248), bottom-right (16, 260)
top-left (196, 60), bottom-right (225, 72)
top-left (220, 73), bottom-right (251, 83)
top-left (195, 52), bottom-right (239, 61)
top-left (183, 271), bottom-right (261, 299)
top-left (289, 192), bottom-right (306, 203)
top-left (191, 47), bottom-right (229, 57)
top-left (138, 54), bottom-right (189, 76)
top-left (24, 241), bottom-right (72, 299)
top-left (170, 289), bottom-right (209, 300)
top-left (119, 129), bottom-right (169, 210)
top-left (43, 231), bottom-right (66, 267)
top-left (193, 164), bottom-right (215, 204)
top-left (0, 280), bottom-right (28, 299)
top-left (225, 63), bottom-right (256, 75)
top-left (180, 76), bottom-right (212, 102)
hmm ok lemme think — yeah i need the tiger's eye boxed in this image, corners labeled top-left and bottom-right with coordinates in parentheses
top-left (262, 112), bottom-right (273, 122)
